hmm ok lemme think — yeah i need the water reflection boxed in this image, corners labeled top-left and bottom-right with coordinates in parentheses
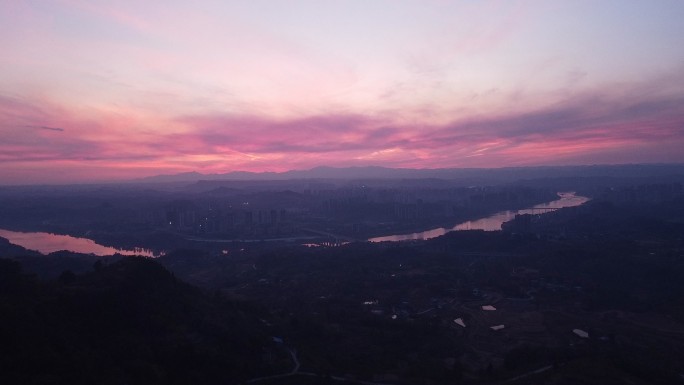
top-left (369, 192), bottom-right (589, 242)
top-left (0, 229), bottom-right (158, 257)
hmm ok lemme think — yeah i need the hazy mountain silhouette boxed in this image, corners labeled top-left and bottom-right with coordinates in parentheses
top-left (137, 164), bottom-right (684, 184)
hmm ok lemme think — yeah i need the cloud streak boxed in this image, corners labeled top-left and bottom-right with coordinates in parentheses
top-left (2, 66), bottom-right (684, 184)
top-left (24, 125), bottom-right (65, 132)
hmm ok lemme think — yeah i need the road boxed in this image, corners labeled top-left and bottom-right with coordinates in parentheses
top-left (245, 345), bottom-right (398, 385)
top-left (245, 348), bottom-right (299, 383)
top-left (495, 365), bottom-right (554, 384)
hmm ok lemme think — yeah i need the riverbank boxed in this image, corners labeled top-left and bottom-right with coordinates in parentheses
top-left (368, 192), bottom-right (589, 242)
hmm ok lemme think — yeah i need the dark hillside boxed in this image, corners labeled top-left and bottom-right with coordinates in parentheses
top-left (0, 257), bottom-right (278, 385)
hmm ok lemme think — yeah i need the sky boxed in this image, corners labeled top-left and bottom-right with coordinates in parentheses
top-left (2, 0), bottom-right (684, 184)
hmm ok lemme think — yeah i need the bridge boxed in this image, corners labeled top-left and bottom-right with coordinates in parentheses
top-left (301, 228), bottom-right (358, 245)
top-left (523, 207), bottom-right (563, 212)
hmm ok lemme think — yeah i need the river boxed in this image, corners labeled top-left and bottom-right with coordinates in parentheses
top-left (0, 229), bottom-right (158, 257)
top-left (368, 192), bottom-right (589, 242)
top-left (0, 192), bottom-right (588, 253)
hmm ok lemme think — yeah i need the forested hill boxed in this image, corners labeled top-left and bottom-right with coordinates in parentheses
top-left (0, 257), bottom-right (281, 385)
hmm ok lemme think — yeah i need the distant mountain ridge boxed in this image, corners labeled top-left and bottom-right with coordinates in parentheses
top-left (136, 164), bottom-right (684, 184)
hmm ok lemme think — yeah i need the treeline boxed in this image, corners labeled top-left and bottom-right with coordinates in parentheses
top-left (0, 257), bottom-right (281, 385)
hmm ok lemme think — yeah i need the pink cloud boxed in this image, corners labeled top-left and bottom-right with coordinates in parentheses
top-left (1, 67), bottom-right (684, 184)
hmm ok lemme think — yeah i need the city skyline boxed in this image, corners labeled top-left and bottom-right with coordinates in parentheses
top-left (2, 1), bottom-right (684, 184)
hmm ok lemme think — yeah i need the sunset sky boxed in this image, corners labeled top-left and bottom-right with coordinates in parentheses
top-left (2, 0), bottom-right (684, 184)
